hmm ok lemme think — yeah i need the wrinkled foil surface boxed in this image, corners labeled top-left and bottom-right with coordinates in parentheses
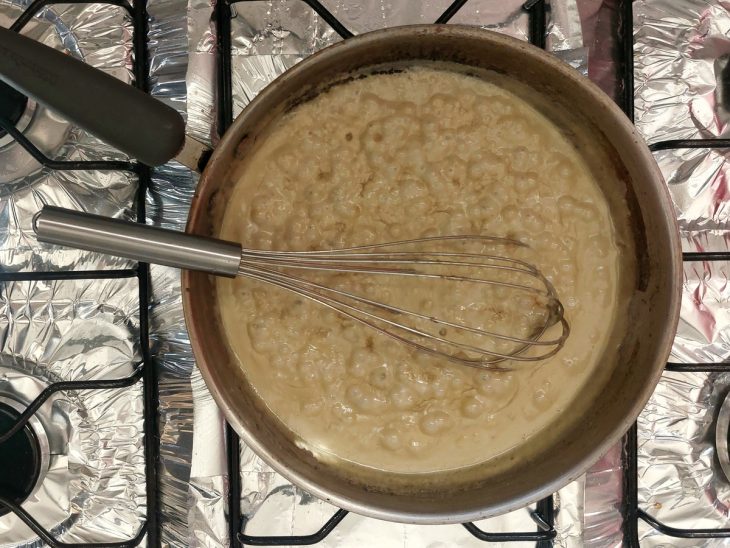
top-left (0, 279), bottom-right (144, 547)
top-left (0, 0), bottom-right (145, 545)
top-left (7, 0), bottom-right (719, 545)
top-left (634, 0), bottom-right (730, 546)
top-left (0, 0), bottom-right (136, 273)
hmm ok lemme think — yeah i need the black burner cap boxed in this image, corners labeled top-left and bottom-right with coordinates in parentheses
top-left (0, 80), bottom-right (29, 139)
top-left (0, 402), bottom-right (41, 517)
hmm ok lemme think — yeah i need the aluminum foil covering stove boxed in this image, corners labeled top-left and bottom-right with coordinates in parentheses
top-left (634, 0), bottom-right (730, 545)
top-left (0, 0), bottom-right (144, 545)
top-left (4, 0), bottom-right (715, 545)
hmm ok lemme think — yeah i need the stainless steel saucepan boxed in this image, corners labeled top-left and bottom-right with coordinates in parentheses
top-left (0, 24), bottom-right (681, 523)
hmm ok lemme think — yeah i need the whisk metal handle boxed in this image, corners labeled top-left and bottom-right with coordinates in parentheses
top-left (33, 206), bottom-right (242, 277)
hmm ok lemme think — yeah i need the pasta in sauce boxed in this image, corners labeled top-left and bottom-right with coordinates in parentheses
top-left (217, 67), bottom-right (622, 473)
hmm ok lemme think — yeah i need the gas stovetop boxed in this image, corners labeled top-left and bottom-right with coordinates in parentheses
top-left (1, 0), bottom-right (729, 546)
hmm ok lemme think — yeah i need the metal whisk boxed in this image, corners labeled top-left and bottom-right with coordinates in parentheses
top-left (34, 206), bottom-right (569, 369)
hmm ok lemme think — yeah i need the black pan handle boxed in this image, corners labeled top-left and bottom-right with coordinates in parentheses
top-left (0, 26), bottom-right (186, 167)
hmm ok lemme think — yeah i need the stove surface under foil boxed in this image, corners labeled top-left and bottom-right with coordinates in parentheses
top-left (634, 0), bottom-right (730, 545)
top-left (1, 0), bottom-right (728, 546)
top-left (0, 0), bottom-right (145, 546)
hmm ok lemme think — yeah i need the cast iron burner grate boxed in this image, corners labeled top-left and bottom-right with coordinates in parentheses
top-left (0, 80), bottom-right (27, 139)
top-left (614, 0), bottom-right (730, 541)
top-left (0, 0), bottom-right (157, 547)
top-left (2, 0), bottom-right (727, 546)
top-left (0, 402), bottom-right (41, 519)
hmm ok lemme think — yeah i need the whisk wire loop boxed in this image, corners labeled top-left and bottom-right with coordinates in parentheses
top-left (238, 236), bottom-right (570, 370)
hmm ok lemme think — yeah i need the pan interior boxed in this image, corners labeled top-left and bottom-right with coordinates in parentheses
top-left (215, 63), bottom-right (629, 478)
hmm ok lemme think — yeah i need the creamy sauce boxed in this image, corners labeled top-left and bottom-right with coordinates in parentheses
top-left (217, 68), bottom-right (622, 473)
